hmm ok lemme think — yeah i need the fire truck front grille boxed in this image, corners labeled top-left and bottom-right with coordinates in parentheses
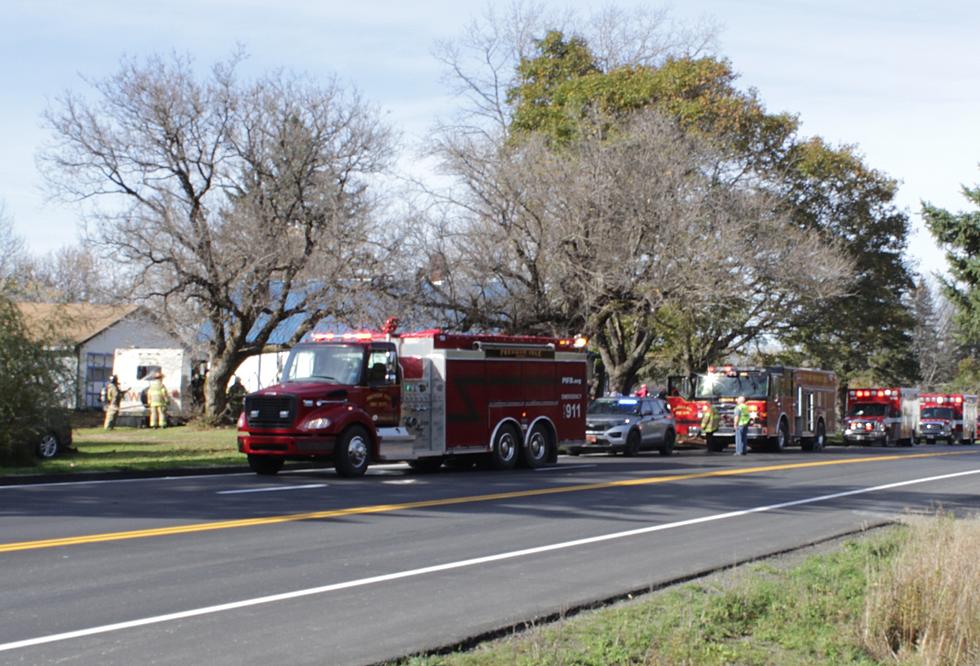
top-left (245, 395), bottom-right (296, 428)
top-left (921, 423), bottom-right (942, 432)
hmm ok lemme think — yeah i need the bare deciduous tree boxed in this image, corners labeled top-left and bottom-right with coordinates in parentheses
top-left (411, 110), bottom-right (851, 393)
top-left (0, 204), bottom-right (26, 292)
top-left (40, 52), bottom-right (393, 419)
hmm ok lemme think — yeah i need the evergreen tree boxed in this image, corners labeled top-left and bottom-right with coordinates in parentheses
top-left (922, 175), bottom-right (980, 349)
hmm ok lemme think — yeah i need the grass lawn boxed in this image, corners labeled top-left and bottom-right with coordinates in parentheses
top-left (0, 425), bottom-right (245, 476)
top-left (399, 529), bottom-right (904, 666)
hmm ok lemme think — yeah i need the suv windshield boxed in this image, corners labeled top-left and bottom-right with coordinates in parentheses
top-left (921, 407), bottom-right (955, 420)
top-left (848, 403), bottom-right (888, 417)
top-left (282, 344), bottom-right (364, 385)
top-left (589, 398), bottom-right (642, 416)
top-left (695, 372), bottom-right (768, 399)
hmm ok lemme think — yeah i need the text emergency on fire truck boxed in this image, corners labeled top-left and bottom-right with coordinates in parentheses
top-left (843, 388), bottom-right (919, 447)
top-left (917, 393), bottom-right (978, 445)
top-left (667, 365), bottom-right (837, 452)
top-left (237, 321), bottom-right (589, 477)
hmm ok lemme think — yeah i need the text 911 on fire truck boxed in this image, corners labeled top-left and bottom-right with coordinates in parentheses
top-left (237, 322), bottom-right (590, 477)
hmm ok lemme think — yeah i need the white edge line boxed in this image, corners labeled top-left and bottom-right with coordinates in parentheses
top-left (216, 484), bottom-right (327, 495)
top-left (2, 467), bottom-right (978, 653)
top-left (0, 464), bottom-right (411, 490)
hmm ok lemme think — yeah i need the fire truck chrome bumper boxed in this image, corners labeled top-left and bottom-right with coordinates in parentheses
top-left (843, 432), bottom-right (885, 443)
top-left (238, 433), bottom-right (336, 455)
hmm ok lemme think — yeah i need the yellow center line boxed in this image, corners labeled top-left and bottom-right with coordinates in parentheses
top-left (2, 450), bottom-right (977, 553)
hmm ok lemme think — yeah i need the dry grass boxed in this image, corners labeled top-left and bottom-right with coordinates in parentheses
top-left (863, 516), bottom-right (980, 665)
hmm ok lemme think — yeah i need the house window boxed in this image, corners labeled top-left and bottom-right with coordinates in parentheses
top-left (85, 353), bottom-right (114, 408)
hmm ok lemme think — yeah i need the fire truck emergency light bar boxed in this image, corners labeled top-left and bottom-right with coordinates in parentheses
top-left (849, 389), bottom-right (898, 398)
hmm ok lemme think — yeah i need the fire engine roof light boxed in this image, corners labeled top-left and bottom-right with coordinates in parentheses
top-left (955, 396), bottom-right (963, 403)
top-left (573, 336), bottom-right (589, 348)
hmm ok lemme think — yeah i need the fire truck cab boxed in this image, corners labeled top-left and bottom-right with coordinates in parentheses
top-left (843, 388), bottom-right (919, 447)
top-left (681, 365), bottom-right (837, 452)
top-left (237, 325), bottom-right (589, 477)
top-left (918, 393), bottom-right (977, 445)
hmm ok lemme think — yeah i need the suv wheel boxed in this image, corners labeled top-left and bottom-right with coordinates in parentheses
top-left (37, 432), bottom-right (60, 459)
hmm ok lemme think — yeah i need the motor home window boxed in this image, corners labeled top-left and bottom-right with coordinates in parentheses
top-left (283, 345), bottom-right (364, 385)
top-left (137, 365), bottom-right (162, 381)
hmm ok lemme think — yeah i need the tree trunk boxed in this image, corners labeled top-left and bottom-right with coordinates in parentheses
top-left (204, 350), bottom-right (240, 425)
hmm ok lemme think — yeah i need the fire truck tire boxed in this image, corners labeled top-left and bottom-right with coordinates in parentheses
top-left (623, 429), bottom-right (641, 457)
top-left (489, 425), bottom-right (520, 470)
top-left (408, 457), bottom-right (444, 473)
top-left (247, 454), bottom-right (284, 476)
top-left (334, 426), bottom-right (371, 478)
top-left (521, 425), bottom-right (551, 468)
top-left (770, 419), bottom-right (789, 452)
top-left (659, 429), bottom-right (675, 456)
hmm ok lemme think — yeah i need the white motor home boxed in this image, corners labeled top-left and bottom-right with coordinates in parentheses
top-left (112, 348), bottom-right (192, 424)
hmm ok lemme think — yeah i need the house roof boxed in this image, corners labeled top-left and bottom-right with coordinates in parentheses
top-left (15, 302), bottom-right (141, 346)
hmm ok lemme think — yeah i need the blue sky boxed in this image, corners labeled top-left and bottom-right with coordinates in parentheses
top-left (2, 0), bottom-right (978, 279)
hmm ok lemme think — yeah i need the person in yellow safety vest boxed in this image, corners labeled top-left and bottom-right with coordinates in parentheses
top-left (147, 371), bottom-right (169, 428)
top-left (700, 402), bottom-right (719, 452)
top-left (102, 375), bottom-right (125, 430)
top-left (733, 395), bottom-right (751, 456)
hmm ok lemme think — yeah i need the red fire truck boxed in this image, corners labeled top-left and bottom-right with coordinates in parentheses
top-left (237, 323), bottom-right (589, 477)
top-left (669, 365), bottom-right (837, 452)
top-left (843, 387), bottom-right (919, 446)
top-left (918, 393), bottom-right (978, 445)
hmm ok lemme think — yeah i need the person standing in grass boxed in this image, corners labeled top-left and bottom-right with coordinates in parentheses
top-left (147, 371), bottom-right (169, 428)
top-left (102, 375), bottom-right (125, 430)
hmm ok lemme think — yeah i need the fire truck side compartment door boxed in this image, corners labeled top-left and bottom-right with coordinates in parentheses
top-left (400, 355), bottom-right (446, 456)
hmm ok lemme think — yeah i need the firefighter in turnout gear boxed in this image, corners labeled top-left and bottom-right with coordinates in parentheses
top-left (700, 402), bottom-right (719, 452)
top-left (102, 375), bottom-right (125, 430)
top-left (147, 372), bottom-right (169, 428)
top-left (225, 376), bottom-right (247, 424)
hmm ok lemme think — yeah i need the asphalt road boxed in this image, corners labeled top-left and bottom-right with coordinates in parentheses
top-left (1, 444), bottom-right (979, 665)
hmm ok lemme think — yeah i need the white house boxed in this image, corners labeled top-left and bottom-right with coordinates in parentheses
top-left (16, 302), bottom-right (185, 409)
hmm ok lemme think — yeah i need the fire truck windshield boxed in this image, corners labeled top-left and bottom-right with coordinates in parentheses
top-left (921, 407), bottom-right (955, 420)
top-left (847, 403), bottom-right (889, 417)
top-left (694, 372), bottom-right (768, 399)
top-left (588, 398), bottom-right (642, 415)
top-left (282, 344), bottom-right (364, 385)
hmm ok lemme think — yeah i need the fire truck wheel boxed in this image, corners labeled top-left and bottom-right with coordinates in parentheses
top-left (770, 419), bottom-right (789, 452)
top-left (489, 425), bottom-right (520, 470)
top-left (623, 430), bottom-right (641, 457)
top-left (658, 429), bottom-right (675, 456)
top-left (247, 454), bottom-right (284, 476)
top-left (334, 426), bottom-right (371, 478)
top-left (521, 426), bottom-right (551, 468)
